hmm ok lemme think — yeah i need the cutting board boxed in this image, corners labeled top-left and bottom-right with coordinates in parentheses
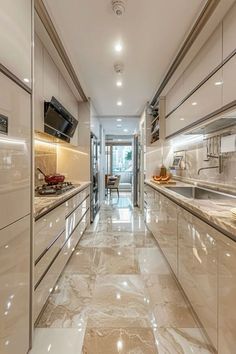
top-left (152, 180), bottom-right (176, 185)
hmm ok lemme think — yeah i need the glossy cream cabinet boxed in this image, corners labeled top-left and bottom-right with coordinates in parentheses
top-left (218, 235), bottom-right (236, 353)
top-left (145, 185), bottom-right (178, 275)
top-left (0, 215), bottom-right (30, 354)
top-left (34, 34), bottom-right (79, 146)
top-left (144, 184), bottom-right (236, 352)
top-left (0, 0), bottom-right (32, 87)
top-left (34, 187), bottom-right (90, 322)
top-left (178, 209), bottom-right (218, 349)
top-left (222, 1), bottom-right (236, 59)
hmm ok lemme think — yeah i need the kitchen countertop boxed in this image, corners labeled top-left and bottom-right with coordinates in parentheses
top-left (34, 181), bottom-right (91, 220)
top-left (145, 179), bottom-right (236, 242)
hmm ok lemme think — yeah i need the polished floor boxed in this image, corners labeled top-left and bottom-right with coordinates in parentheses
top-left (30, 193), bottom-right (213, 354)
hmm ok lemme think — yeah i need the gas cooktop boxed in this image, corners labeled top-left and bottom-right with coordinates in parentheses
top-left (35, 182), bottom-right (75, 196)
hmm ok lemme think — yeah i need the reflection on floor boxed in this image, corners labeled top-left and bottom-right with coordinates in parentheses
top-left (30, 193), bottom-right (214, 354)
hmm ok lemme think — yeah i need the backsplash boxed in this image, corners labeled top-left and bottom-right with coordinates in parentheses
top-left (35, 140), bottom-right (57, 186)
top-left (146, 127), bottom-right (236, 188)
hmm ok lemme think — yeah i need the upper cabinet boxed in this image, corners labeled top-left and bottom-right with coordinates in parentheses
top-left (165, 24), bottom-right (223, 116)
top-left (166, 69), bottom-right (223, 137)
top-left (34, 35), bottom-right (79, 146)
top-left (183, 24), bottom-right (222, 98)
top-left (0, 0), bottom-right (32, 87)
top-left (222, 2), bottom-right (236, 59)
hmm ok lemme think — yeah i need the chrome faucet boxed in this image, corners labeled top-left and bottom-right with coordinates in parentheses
top-left (198, 155), bottom-right (223, 175)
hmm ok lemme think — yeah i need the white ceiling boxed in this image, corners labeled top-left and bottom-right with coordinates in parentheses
top-left (99, 116), bottom-right (139, 135)
top-left (43, 0), bottom-right (206, 117)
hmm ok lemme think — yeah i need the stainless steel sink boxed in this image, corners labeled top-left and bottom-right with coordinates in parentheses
top-left (165, 186), bottom-right (236, 201)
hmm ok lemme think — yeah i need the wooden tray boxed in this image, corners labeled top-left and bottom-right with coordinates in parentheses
top-left (152, 180), bottom-right (176, 185)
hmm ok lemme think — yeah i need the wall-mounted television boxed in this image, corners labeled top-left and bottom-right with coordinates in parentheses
top-left (44, 96), bottom-right (78, 142)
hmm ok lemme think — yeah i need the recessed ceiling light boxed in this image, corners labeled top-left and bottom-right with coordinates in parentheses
top-left (116, 118), bottom-right (122, 122)
top-left (214, 81), bottom-right (223, 86)
top-left (23, 78), bottom-right (30, 83)
top-left (192, 102), bottom-right (197, 106)
top-left (117, 124), bottom-right (122, 128)
top-left (116, 80), bottom-right (122, 87)
top-left (123, 128), bottom-right (128, 132)
top-left (180, 118), bottom-right (185, 121)
top-left (117, 101), bottom-right (122, 106)
top-left (115, 43), bottom-right (122, 52)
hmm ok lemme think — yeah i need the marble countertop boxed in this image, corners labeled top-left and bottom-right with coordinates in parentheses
top-left (145, 179), bottom-right (236, 241)
top-left (34, 181), bottom-right (91, 220)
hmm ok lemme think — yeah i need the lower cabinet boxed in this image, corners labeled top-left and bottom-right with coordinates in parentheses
top-left (144, 183), bottom-right (236, 353)
top-left (34, 187), bottom-right (90, 322)
top-left (0, 215), bottom-right (30, 354)
top-left (218, 236), bottom-right (236, 354)
top-left (178, 209), bottom-right (218, 349)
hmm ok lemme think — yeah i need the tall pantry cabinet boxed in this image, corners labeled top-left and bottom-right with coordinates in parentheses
top-left (0, 1), bottom-right (33, 354)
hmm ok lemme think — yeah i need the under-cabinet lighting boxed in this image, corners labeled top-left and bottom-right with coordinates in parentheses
top-left (214, 81), bottom-right (223, 86)
top-left (171, 135), bottom-right (203, 149)
top-left (0, 137), bottom-right (26, 145)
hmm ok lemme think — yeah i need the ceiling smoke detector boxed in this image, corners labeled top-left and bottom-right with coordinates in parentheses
top-left (112, 0), bottom-right (126, 17)
top-left (114, 63), bottom-right (124, 74)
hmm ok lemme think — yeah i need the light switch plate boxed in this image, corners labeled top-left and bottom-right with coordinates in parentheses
top-left (221, 134), bottom-right (236, 153)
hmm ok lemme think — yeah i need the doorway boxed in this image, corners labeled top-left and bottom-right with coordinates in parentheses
top-left (105, 143), bottom-right (133, 192)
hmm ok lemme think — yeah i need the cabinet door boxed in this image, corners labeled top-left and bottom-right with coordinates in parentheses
top-left (223, 2), bottom-right (236, 59)
top-left (222, 54), bottom-right (236, 106)
top-left (165, 75), bottom-right (184, 116)
top-left (183, 24), bottom-right (222, 98)
top-left (0, 216), bottom-right (30, 354)
top-left (166, 69), bottom-right (222, 138)
top-left (178, 210), bottom-right (218, 348)
top-left (218, 236), bottom-right (236, 354)
top-left (153, 194), bottom-right (178, 275)
top-left (34, 35), bottom-right (44, 132)
top-left (0, 0), bottom-right (32, 86)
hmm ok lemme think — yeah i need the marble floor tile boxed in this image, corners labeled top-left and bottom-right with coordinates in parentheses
top-left (82, 328), bottom-right (158, 354)
top-left (97, 248), bottom-right (139, 274)
top-left (143, 274), bottom-right (188, 305)
top-left (153, 328), bottom-right (214, 353)
top-left (37, 296), bottom-right (90, 328)
top-left (30, 328), bottom-right (86, 354)
top-left (36, 274), bottom-right (95, 328)
top-left (152, 302), bottom-right (198, 328)
top-left (64, 248), bottom-right (101, 274)
top-left (87, 275), bottom-right (154, 328)
top-left (137, 248), bottom-right (172, 275)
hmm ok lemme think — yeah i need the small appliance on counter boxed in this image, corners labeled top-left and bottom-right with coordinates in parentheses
top-left (35, 181), bottom-right (75, 196)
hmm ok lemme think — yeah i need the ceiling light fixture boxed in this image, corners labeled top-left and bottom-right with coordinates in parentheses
top-left (180, 118), bottom-right (185, 121)
top-left (116, 118), bottom-right (122, 122)
top-left (116, 80), bottom-right (122, 87)
top-left (115, 43), bottom-right (122, 52)
top-left (192, 102), bottom-right (197, 106)
top-left (117, 101), bottom-right (122, 106)
top-left (23, 78), bottom-right (30, 83)
top-left (123, 128), bottom-right (128, 132)
top-left (214, 81), bottom-right (223, 86)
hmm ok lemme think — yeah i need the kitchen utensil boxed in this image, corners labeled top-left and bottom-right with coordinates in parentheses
top-left (37, 168), bottom-right (65, 184)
